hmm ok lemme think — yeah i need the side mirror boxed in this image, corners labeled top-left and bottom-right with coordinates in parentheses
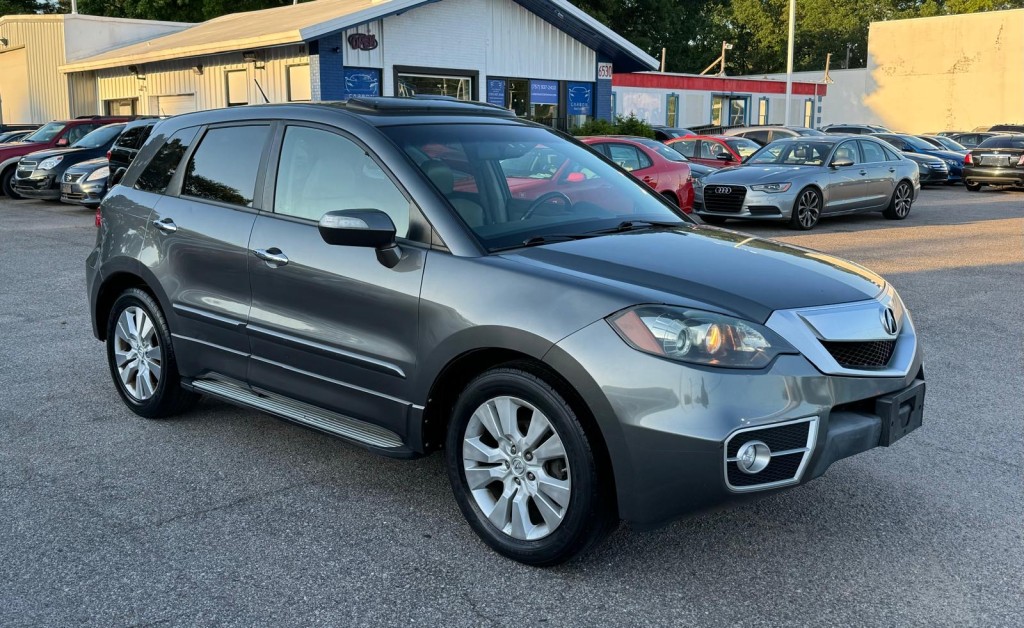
top-left (56, 138), bottom-right (69, 147)
top-left (830, 158), bottom-right (854, 168)
top-left (318, 209), bottom-right (401, 268)
top-left (109, 167), bottom-right (127, 187)
top-left (716, 153), bottom-right (734, 161)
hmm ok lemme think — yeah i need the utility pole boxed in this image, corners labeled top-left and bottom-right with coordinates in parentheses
top-left (783, 0), bottom-right (796, 126)
top-left (700, 41), bottom-right (734, 76)
top-left (845, 43), bottom-right (852, 69)
top-left (660, 48), bottom-right (666, 73)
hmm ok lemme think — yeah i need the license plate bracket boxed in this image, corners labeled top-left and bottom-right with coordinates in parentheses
top-left (61, 183), bottom-right (73, 194)
top-left (876, 379), bottom-right (925, 446)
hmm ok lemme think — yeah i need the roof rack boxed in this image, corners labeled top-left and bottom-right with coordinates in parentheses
top-left (343, 96), bottom-right (517, 118)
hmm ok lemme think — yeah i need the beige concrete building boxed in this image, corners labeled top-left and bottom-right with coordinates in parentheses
top-left (736, 8), bottom-right (1024, 133)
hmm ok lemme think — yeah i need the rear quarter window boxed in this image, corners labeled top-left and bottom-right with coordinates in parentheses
top-left (135, 127), bottom-right (200, 194)
top-left (181, 125), bottom-right (270, 207)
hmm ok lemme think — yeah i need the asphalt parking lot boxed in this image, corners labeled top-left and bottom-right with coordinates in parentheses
top-left (1, 187), bottom-right (1022, 626)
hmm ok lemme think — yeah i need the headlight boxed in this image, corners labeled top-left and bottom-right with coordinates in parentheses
top-left (38, 156), bottom-right (63, 170)
top-left (608, 305), bottom-right (796, 368)
top-left (918, 163), bottom-right (928, 173)
top-left (86, 166), bottom-right (109, 182)
top-left (750, 182), bottom-right (792, 193)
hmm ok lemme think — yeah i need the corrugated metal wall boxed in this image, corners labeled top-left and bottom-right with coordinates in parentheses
top-left (487, 0), bottom-right (595, 81)
top-left (91, 44), bottom-right (309, 115)
top-left (0, 18), bottom-right (70, 123)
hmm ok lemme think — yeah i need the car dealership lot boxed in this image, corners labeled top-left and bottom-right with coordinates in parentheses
top-left (1, 189), bottom-right (1021, 626)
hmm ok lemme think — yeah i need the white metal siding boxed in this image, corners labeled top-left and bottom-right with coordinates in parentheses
top-left (0, 48), bottom-right (31, 124)
top-left (93, 45), bottom-right (309, 115)
top-left (487, 0), bottom-right (595, 81)
top-left (0, 19), bottom-right (69, 123)
top-left (156, 95), bottom-right (197, 116)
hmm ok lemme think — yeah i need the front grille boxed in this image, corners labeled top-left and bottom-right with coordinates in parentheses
top-left (64, 172), bottom-right (85, 183)
top-left (16, 160), bottom-right (36, 178)
top-left (62, 191), bottom-right (85, 200)
top-left (821, 339), bottom-right (896, 369)
top-left (724, 418), bottom-right (816, 491)
top-left (702, 185), bottom-right (746, 213)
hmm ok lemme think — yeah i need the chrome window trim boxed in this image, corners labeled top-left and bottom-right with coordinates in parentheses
top-left (765, 284), bottom-right (917, 378)
top-left (723, 416), bottom-right (818, 493)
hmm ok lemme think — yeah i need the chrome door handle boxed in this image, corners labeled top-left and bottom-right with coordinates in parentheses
top-left (858, 169), bottom-right (868, 176)
top-left (252, 248), bottom-right (289, 266)
top-left (152, 219), bottom-right (177, 233)
top-left (889, 167), bottom-right (896, 172)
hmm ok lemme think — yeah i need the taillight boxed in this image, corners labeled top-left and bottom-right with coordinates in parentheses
top-left (95, 207), bottom-right (101, 228)
top-left (964, 153), bottom-right (973, 165)
top-left (106, 151), bottom-right (111, 160)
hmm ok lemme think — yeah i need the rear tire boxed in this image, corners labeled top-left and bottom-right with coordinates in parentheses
top-left (661, 191), bottom-right (679, 207)
top-left (1, 166), bottom-right (23, 200)
top-left (883, 181), bottom-right (914, 220)
top-left (965, 181), bottom-right (982, 192)
top-left (445, 364), bottom-right (615, 566)
top-left (105, 288), bottom-right (198, 418)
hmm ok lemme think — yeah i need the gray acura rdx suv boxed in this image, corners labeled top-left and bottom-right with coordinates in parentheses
top-left (87, 99), bottom-right (925, 565)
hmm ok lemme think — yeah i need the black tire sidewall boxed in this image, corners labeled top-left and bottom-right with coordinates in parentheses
top-left (2, 167), bottom-right (21, 199)
top-left (790, 187), bottom-right (820, 230)
top-left (445, 367), bottom-right (607, 566)
top-left (105, 288), bottom-right (179, 418)
top-left (885, 181), bottom-right (913, 219)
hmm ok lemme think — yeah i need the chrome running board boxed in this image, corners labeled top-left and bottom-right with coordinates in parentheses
top-left (192, 378), bottom-right (404, 450)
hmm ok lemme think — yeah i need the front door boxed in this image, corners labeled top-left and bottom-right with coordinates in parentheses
top-left (246, 124), bottom-right (425, 438)
top-left (145, 123), bottom-right (272, 382)
top-left (826, 140), bottom-right (870, 212)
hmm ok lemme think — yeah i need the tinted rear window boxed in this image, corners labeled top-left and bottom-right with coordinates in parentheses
top-left (977, 136), bottom-right (1024, 149)
top-left (181, 125), bottom-right (270, 207)
top-left (135, 127), bottom-right (199, 194)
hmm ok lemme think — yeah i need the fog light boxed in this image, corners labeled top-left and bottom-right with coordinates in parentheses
top-left (736, 440), bottom-right (772, 474)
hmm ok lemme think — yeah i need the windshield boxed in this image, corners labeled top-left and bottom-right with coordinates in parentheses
top-left (747, 140), bottom-right (834, 166)
top-left (897, 135), bottom-right (938, 151)
top-left (23, 122), bottom-right (66, 143)
top-left (634, 137), bottom-right (687, 162)
top-left (71, 124), bottom-right (125, 148)
top-left (796, 128), bottom-right (827, 136)
top-left (933, 136), bottom-right (966, 151)
top-left (724, 138), bottom-right (760, 158)
top-left (383, 124), bottom-right (690, 251)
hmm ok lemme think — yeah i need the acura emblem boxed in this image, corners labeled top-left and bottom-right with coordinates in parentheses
top-left (714, 186), bottom-right (732, 194)
top-left (881, 308), bottom-right (898, 336)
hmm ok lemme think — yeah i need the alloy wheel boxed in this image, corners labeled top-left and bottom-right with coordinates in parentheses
top-left (462, 395), bottom-right (572, 541)
top-left (895, 183), bottom-right (912, 217)
top-left (113, 306), bottom-right (162, 400)
top-left (797, 189), bottom-right (821, 228)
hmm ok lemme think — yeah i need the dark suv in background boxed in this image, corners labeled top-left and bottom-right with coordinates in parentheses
top-left (821, 123), bottom-right (892, 135)
top-left (108, 118), bottom-right (161, 175)
top-left (87, 99), bottom-right (924, 565)
top-left (964, 134), bottom-right (1024, 190)
top-left (13, 123), bottom-right (126, 201)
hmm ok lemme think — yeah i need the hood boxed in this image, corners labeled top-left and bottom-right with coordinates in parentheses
top-left (0, 141), bottom-right (47, 155)
top-left (904, 153), bottom-right (942, 165)
top-left (703, 165), bottom-right (815, 184)
top-left (66, 157), bottom-right (109, 172)
top-left (22, 146), bottom-right (86, 162)
top-left (503, 226), bottom-right (885, 323)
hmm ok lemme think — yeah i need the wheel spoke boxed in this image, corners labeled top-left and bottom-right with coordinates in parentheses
top-left (114, 348), bottom-right (133, 368)
top-left (464, 465), bottom-right (505, 490)
top-left (533, 491), bottom-right (565, 530)
top-left (532, 432), bottom-right (566, 462)
top-left (147, 360), bottom-right (162, 381)
top-left (114, 318), bottom-right (132, 345)
top-left (486, 486), bottom-right (514, 530)
top-left (509, 491), bottom-right (533, 540)
top-left (536, 473), bottom-right (571, 507)
top-left (144, 345), bottom-right (162, 362)
top-left (463, 436), bottom-right (503, 464)
top-left (523, 410), bottom-right (552, 450)
top-left (473, 403), bottom-right (504, 444)
top-left (493, 396), bottom-right (518, 439)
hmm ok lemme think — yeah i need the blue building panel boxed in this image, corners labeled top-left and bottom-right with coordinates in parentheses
top-left (309, 34), bottom-right (346, 101)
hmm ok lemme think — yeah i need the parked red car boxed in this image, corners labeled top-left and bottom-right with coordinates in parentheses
top-left (580, 136), bottom-right (694, 212)
top-left (1, 116), bottom-right (130, 198)
top-left (665, 134), bottom-right (761, 168)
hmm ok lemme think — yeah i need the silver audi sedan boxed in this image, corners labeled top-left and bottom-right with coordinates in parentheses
top-left (694, 135), bottom-right (920, 230)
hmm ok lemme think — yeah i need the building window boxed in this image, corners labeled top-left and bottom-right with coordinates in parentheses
top-left (508, 78), bottom-right (530, 116)
top-left (395, 67), bottom-right (475, 101)
top-left (804, 99), bottom-right (814, 127)
top-left (226, 70), bottom-right (248, 107)
top-left (287, 65), bottom-right (311, 102)
top-left (666, 94), bottom-right (679, 127)
top-left (712, 95), bottom-right (748, 127)
top-left (758, 98), bottom-right (769, 125)
top-left (729, 98), bottom-right (747, 126)
top-left (105, 98), bottom-right (137, 116)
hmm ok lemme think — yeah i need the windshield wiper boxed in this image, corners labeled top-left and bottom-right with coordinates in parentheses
top-left (591, 219), bottom-right (687, 234)
top-left (520, 233), bottom-right (598, 247)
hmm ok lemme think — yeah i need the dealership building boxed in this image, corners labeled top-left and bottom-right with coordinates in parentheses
top-left (52, 0), bottom-right (656, 126)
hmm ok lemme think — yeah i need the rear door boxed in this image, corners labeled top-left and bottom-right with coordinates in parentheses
top-left (144, 123), bottom-right (272, 382)
top-left (245, 123), bottom-right (425, 437)
top-left (858, 140), bottom-right (896, 208)
top-left (605, 142), bottom-right (658, 189)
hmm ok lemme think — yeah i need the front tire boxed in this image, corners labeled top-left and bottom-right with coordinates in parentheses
top-left (789, 187), bottom-right (822, 230)
top-left (884, 181), bottom-right (914, 220)
top-left (965, 181), bottom-right (982, 192)
top-left (1, 167), bottom-right (23, 200)
top-left (105, 288), bottom-right (197, 418)
top-left (445, 364), bottom-right (615, 566)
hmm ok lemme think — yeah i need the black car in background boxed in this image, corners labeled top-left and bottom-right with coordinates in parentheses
top-left (725, 125), bottom-right (825, 145)
top-left (108, 118), bottom-right (160, 175)
top-left (0, 123), bottom-right (38, 135)
top-left (820, 123), bottom-right (892, 135)
top-left (964, 134), bottom-right (1024, 191)
top-left (903, 152), bottom-right (950, 185)
top-left (949, 132), bottom-right (1002, 148)
top-left (60, 157), bottom-right (110, 209)
top-left (987, 124), bottom-right (1024, 133)
top-left (0, 130), bottom-right (34, 144)
top-left (652, 126), bottom-right (696, 142)
top-left (12, 123), bottom-right (125, 200)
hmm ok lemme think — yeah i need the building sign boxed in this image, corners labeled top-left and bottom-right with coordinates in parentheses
top-left (347, 33), bottom-right (378, 51)
top-left (597, 62), bottom-right (613, 80)
top-left (344, 68), bottom-right (381, 97)
top-left (567, 82), bottom-right (592, 115)
top-left (486, 79), bottom-right (506, 107)
top-left (530, 79), bottom-right (558, 105)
